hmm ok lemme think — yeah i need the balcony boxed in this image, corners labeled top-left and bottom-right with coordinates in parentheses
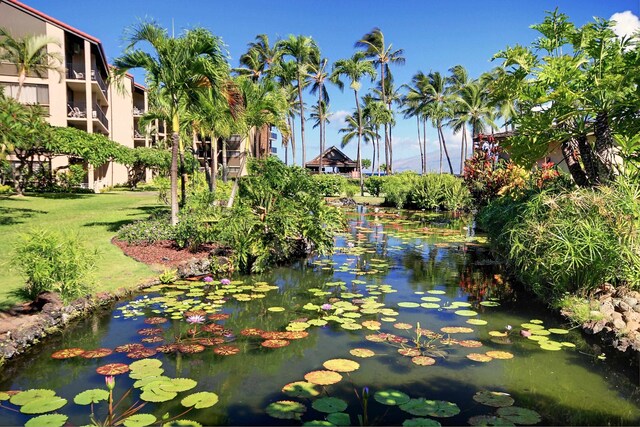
top-left (66, 62), bottom-right (108, 100)
top-left (133, 106), bottom-right (145, 116)
top-left (66, 62), bottom-right (85, 80)
top-left (270, 147), bottom-right (277, 154)
top-left (270, 132), bottom-right (277, 140)
top-left (67, 101), bottom-right (109, 132)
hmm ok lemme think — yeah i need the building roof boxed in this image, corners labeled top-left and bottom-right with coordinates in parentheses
top-left (305, 146), bottom-right (357, 168)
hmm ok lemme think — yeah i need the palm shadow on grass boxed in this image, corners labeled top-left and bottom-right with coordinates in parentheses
top-left (84, 205), bottom-right (169, 232)
top-left (0, 206), bottom-right (48, 226)
top-left (25, 192), bottom-right (93, 200)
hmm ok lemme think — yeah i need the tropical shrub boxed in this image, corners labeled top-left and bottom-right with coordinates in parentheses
top-left (364, 176), bottom-right (384, 197)
top-left (14, 228), bottom-right (97, 301)
top-left (479, 178), bottom-right (640, 302)
top-left (382, 172), bottom-right (420, 208)
top-left (0, 184), bottom-right (12, 194)
top-left (409, 174), bottom-right (470, 211)
top-left (56, 164), bottom-right (86, 190)
top-left (116, 215), bottom-right (175, 245)
top-left (311, 174), bottom-right (346, 196)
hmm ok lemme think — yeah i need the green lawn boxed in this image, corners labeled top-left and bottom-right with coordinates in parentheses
top-left (0, 192), bottom-right (166, 308)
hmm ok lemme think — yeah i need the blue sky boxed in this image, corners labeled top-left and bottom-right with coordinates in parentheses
top-left (24, 0), bottom-right (640, 172)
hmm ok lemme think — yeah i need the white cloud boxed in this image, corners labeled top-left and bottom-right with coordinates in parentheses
top-left (327, 110), bottom-right (350, 129)
top-left (610, 11), bottom-right (640, 39)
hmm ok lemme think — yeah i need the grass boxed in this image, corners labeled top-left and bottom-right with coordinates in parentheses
top-left (0, 191), bottom-right (167, 308)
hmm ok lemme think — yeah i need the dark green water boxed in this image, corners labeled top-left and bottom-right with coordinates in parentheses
top-left (1, 206), bottom-right (640, 426)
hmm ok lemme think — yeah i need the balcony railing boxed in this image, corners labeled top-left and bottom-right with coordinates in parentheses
top-left (91, 70), bottom-right (108, 97)
top-left (271, 147), bottom-right (277, 154)
top-left (270, 132), bottom-right (277, 140)
top-left (67, 101), bottom-right (109, 130)
top-left (66, 62), bottom-right (85, 80)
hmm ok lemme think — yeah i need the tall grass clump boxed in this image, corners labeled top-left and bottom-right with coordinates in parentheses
top-left (479, 178), bottom-right (640, 302)
top-left (14, 229), bottom-right (97, 301)
top-left (380, 172), bottom-right (470, 211)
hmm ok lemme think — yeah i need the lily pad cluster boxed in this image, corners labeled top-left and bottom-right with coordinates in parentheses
top-left (519, 319), bottom-right (574, 351)
top-left (469, 390), bottom-right (542, 425)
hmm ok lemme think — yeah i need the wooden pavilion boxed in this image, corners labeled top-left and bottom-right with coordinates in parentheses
top-left (305, 146), bottom-right (358, 175)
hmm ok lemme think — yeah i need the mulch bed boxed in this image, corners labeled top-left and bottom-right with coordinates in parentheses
top-left (112, 238), bottom-right (216, 269)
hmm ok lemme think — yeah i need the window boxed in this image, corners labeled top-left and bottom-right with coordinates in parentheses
top-left (1, 83), bottom-right (49, 105)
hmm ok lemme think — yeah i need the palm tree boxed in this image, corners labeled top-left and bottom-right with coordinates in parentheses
top-left (113, 23), bottom-right (230, 225)
top-left (310, 100), bottom-right (330, 169)
top-left (308, 57), bottom-right (336, 173)
top-left (276, 35), bottom-right (319, 167)
top-left (331, 52), bottom-right (376, 195)
top-left (247, 34), bottom-right (281, 79)
top-left (273, 59), bottom-right (300, 165)
top-left (447, 65), bottom-right (471, 173)
top-left (338, 112), bottom-right (376, 168)
top-left (421, 71), bottom-right (454, 174)
top-left (451, 80), bottom-right (496, 154)
top-left (234, 48), bottom-right (264, 82)
top-left (356, 28), bottom-right (405, 174)
top-left (362, 94), bottom-right (389, 176)
top-left (0, 27), bottom-right (63, 100)
top-left (400, 90), bottom-right (426, 174)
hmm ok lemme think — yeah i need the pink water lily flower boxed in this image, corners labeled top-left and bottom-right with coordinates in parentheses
top-left (186, 314), bottom-right (206, 324)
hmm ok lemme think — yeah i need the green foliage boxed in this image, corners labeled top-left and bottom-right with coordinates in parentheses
top-left (479, 178), bottom-right (640, 302)
top-left (216, 157), bottom-right (344, 273)
top-left (14, 229), bottom-right (96, 301)
top-left (311, 174), bottom-right (346, 197)
top-left (410, 174), bottom-right (471, 211)
top-left (382, 172), bottom-right (420, 208)
top-left (364, 176), bottom-right (384, 197)
top-left (344, 183), bottom-right (359, 198)
top-left (0, 184), bottom-right (12, 194)
top-left (56, 164), bottom-right (86, 191)
top-left (158, 269), bottom-right (178, 284)
top-left (116, 216), bottom-right (175, 245)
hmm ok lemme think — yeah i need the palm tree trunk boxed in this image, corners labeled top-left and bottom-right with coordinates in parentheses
top-left (222, 138), bottom-right (228, 183)
top-left (576, 133), bottom-right (598, 185)
top-left (170, 130), bottom-right (179, 226)
top-left (290, 114), bottom-right (296, 166)
top-left (423, 117), bottom-right (428, 174)
top-left (318, 88), bottom-right (323, 174)
top-left (388, 117), bottom-right (394, 174)
top-left (438, 125), bottom-right (443, 174)
top-left (594, 110), bottom-right (616, 182)
top-left (16, 70), bottom-right (26, 101)
top-left (376, 126), bottom-right (381, 176)
top-left (460, 123), bottom-right (467, 175)
top-left (297, 75), bottom-right (306, 166)
top-left (211, 135), bottom-right (218, 194)
top-left (561, 138), bottom-right (588, 187)
top-left (355, 90), bottom-right (364, 196)
top-left (416, 115), bottom-right (424, 175)
top-left (439, 125), bottom-right (454, 174)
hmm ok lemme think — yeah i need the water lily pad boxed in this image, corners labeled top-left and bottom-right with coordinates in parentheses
top-left (468, 415), bottom-right (516, 426)
top-left (161, 420), bottom-right (202, 427)
top-left (374, 389), bottom-right (410, 406)
top-left (459, 340), bottom-right (483, 348)
top-left (96, 363), bottom-right (130, 376)
top-left (454, 310), bottom-right (478, 317)
top-left (11, 390), bottom-right (57, 406)
top-left (398, 302), bottom-right (420, 308)
top-left (548, 328), bottom-right (569, 335)
top-left (115, 344), bottom-right (145, 353)
top-left (412, 356), bottom-right (436, 366)
top-left (486, 351), bottom-right (514, 360)
top-left (479, 301), bottom-right (501, 307)
top-left (51, 348), bottom-right (84, 359)
top-left (0, 392), bottom-right (8, 401)
top-left (80, 348), bottom-right (113, 359)
top-left (139, 387), bottom-right (176, 403)
top-left (489, 331), bottom-right (508, 337)
top-left (400, 399), bottom-right (460, 418)
top-left (341, 322), bottom-right (363, 330)
top-left (421, 303), bottom-right (440, 309)
top-left (399, 348), bottom-right (422, 357)
top-left (529, 319), bottom-right (544, 324)
top-left (467, 319), bottom-right (488, 326)
top-left (240, 328), bottom-right (264, 336)
top-left (520, 323), bottom-right (544, 331)
top-left (123, 414), bottom-right (157, 427)
top-left (312, 397), bottom-right (348, 413)
top-left (308, 319), bottom-right (328, 326)
top-left (178, 344), bottom-right (206, 354)
top-left (282, 381), bottom-right (320, 398)
top-left (394, 322), bottom-right (413, 330)
top-left (138, 328), bottom-right (163, 336)
top-left (303, 421), bottom-right (333, 426)
top-left (304, 370), bottom-right (342, 385)
top-left (21, 397), bottom-right (67, 414)
top-left (421, 297), bottom-right (441, 302)
top-left (362, 320), bottom-right (381, 330)
top-left (262, 339), bottom-right (290, 348)
top-left (180, 392), bottom-right (219, 409)
top-left (466, 353), bottom-right (492, 362)
top-left (497, 406), bottom-right (542, 425)
top-left (268, 307), bottom-right (285, 312)
top-left (144, 317), bottom-right (167, 324)
top-left (350, 348), bottom-right (375, 358)
top-left (473, 390), bottom-right (515, 407)
top-left (127, 348), bottom-right (157, 359)
top-left (323, 359), bottom-right (360, 372)
top-left (161, 378), bottom-right (197, 393)
top-left (365, 334), bottom-right (386, 342)
top-left (539, 342), bottom-right (563, 351)
top-left (198, 337), bottom-right (225, 346)
top-left (441, 326), bottom-right (474, 334)
top-left (265, 400), bottom-right (306, 420)
top-left (561, 342), bottom-right (576, 348)
top-left (213, 345), bottom-right (240, 355)
top-left (24, 414), bottom-right (68, 427)
top-left (403, 418), bottom-right (442, 426)
top-left (74, 389), bottom-right (110, 405)
top-left (427, 290), bottom-right (446, 295)
top-left (327, 412), bottom-right (351, 426)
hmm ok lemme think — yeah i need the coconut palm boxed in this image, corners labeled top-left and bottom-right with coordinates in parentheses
top-left (247, 34), bottom-right (281, 79)
top-left (273, 59), bottom-right (300, 165)
top-left (362, 94), bottom-right (388, 175)
top-left (276, 35), bottom-right (319, 166)
top-left (0, 27), bottom-right (63, 100)
top-left (308, 57), bottom-right (337, 173)
top-left (331, 52), bottom-right (376, 195)
top-left (451, 80), bottom-right (497, 154)
top-left (356, 28), bottom-right (405, 174)
top-left (446, 65), bottom-right (471, 173)
top-left (310, 100), bottom-right (330, 168)
top-left (113, 22), bottom-right (230, 225)
top-left (338, 112), bottom-right (376, 168)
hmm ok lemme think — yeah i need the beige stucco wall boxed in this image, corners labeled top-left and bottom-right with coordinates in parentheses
top-left (44, 22), bottom-right (66, 127)
top-left (104, 74), bottom-right (135, 189)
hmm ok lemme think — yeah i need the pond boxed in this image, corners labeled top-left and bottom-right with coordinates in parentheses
top-left (1, 206), bottom-right (640, 426)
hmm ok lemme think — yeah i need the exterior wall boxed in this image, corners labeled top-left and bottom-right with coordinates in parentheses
top-left (0, 0), bottom-right (149, 192)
